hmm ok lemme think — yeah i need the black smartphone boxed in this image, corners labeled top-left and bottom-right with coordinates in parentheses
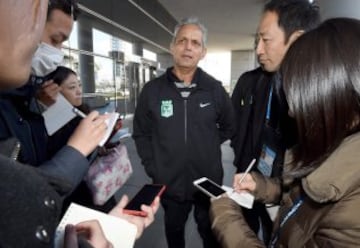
top-left (193, 177), bottom-right (226, 199)
top-left (123, 184), bottom-right (166, 217)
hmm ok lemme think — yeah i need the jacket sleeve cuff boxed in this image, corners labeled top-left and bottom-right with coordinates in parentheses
top-left (38, 145), bottom-right (89, 192)
top-left (252, 172), bottom-right (282, 204)
top-left (210, 197), bottom-right (265, 248)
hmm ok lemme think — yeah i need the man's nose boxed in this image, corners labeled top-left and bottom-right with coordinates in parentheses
top-left (256, 39), bottom-right (264, 55)
top-left (185, 40), bottom-right (192, 50)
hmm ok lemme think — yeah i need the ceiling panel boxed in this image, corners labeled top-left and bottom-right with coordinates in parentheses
top-left (158, 0), bottom-right (265, 51)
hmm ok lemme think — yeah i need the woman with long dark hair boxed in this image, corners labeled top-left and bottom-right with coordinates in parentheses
top-left (210, 18), bottom-right (360, 247)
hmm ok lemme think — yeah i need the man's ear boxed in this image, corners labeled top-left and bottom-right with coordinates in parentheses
top-left (289, 30), bottom-right (305, 44)
top-left (170, 42), bottom-right (175, 55)
top-left (200, 47), bottom-right (207, 60)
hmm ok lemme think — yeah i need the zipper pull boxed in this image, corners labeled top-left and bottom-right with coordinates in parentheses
top-left (11, 141), bottom-right (21, 161)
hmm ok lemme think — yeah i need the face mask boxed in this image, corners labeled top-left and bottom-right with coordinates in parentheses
top-left (31, 42), bottom-right (64, 77)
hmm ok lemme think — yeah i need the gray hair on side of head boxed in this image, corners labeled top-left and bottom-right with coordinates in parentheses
top-left (172, 17), bottom-right (208, 47)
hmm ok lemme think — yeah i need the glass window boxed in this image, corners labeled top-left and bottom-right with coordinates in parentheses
top-left (93, 29), bottom-right (112, 57)
top-left (143, 49), bottom-right (157, 61)
top-left (63, 22), bottom-right (78, 49)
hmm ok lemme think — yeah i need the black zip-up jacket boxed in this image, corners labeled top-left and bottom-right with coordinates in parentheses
top-left (231, 67), bottom-right (297, 174)
top-left (231, 67), bottom-right (272, 173)
top-left (133, 67), bottom-right (234, 201)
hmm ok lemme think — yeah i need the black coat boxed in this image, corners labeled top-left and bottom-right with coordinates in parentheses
top-left (231, 67), bottom-right (272, 172)
top-left (231, 67), bottom-right (296, 174)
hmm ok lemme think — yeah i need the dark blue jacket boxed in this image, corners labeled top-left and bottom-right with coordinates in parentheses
top-left (0, 84), bottom-right (48, 165)
top-left (0, 84), bottom-right (89, 190)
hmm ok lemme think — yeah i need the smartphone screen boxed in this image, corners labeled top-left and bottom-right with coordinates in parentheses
top-left (197, 179), bottom-right (225, 197)
top-left (124, 184), bottom-right (165, 215)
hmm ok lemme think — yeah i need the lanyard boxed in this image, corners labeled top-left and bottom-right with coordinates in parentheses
top-left (269, 196), bottom-right (304, 248)
top-left (266, 86), bottom-right (273, 121)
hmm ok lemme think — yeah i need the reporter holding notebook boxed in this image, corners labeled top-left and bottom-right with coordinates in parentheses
top-left (0, 0), bottom-right (159, 247)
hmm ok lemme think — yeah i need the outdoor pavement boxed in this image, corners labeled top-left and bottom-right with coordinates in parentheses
top-left (115, 115), bottom-right (236, 248)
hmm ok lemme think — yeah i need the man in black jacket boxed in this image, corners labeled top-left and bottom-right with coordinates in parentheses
top-left (133, 17), bottom-right (234, 248)
top-left (231, 0), bottom-right (320, 244)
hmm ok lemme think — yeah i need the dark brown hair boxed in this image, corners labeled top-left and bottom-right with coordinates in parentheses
top-left (52, 66), bottom-right (77, 86)
top-left (281, 18), bottom-right (360, 176)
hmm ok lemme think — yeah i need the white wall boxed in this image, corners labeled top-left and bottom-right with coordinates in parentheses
top-left (318, 0), bottom-right (360, 20)
top-left (230, 50), bottom-right (257, 93)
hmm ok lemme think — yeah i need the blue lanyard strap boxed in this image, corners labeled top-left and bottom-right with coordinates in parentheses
top-left (269, 196), bottom-right (304, 248)
top-left (266, 86), bottom-right (273, 120)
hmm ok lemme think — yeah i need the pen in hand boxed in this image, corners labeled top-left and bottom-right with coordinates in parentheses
top-left (73, 107), bottom-right (87, 118)
top-left (232, 159), bottom-right (257, 194)
top-left (238, 158), bottom-right (257, 185)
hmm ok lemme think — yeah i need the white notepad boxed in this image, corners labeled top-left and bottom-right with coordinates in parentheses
top-left (54, 203), bottom-right (137, 248)
top-left (43, 92), bottom-right (120, 147)
top-left (222, 185), bottom-right (255, 209)
top-left (99, 112), bottom-right (120, 146)
top-left (42, 94), bottom-right (77, 135)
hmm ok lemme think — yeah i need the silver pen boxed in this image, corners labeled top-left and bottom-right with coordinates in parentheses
top-left (238, 158), bottom-right (257, 185)
top-left (72, 107), bottom-right (87, 118)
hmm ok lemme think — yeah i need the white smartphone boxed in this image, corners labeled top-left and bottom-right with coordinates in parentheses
top-left (193, 177), bottom-right (226, 199)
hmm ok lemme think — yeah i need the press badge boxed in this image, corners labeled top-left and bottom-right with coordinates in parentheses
top-left (258, 145), bottom-right (275, 176)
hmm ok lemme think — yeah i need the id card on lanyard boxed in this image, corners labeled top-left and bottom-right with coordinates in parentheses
top-left (269, 196), bottom-right (304, 247)
top-left (258, 86), bottom-right (276, 176)
top-left (258, 144), bottom-right (275, 176)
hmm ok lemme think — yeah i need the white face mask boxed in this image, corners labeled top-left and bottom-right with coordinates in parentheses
top-left (31, 42), bottom-right (64, 77)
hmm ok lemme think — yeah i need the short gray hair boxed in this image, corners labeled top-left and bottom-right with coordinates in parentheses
top-left (172, 17), bottom-right (208, 47)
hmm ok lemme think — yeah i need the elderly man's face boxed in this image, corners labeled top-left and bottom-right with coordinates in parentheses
top-left (170, 24), bottom-right (207, 71)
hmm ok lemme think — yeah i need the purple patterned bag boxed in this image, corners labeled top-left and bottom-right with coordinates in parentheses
top-left (85, 144), bottom-right (133, 205)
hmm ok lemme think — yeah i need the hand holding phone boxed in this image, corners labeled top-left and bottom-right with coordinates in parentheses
top-left (123, 184), bottom-right (166, 217)
top-left (193, 177), bottom-right (226, 199)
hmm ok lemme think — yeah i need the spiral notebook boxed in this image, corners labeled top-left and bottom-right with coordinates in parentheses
top-left (54, 203), bottom-right (137, 248)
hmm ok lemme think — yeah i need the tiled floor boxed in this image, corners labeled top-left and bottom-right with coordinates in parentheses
top-left (115, 116), bottom-right (236, 248)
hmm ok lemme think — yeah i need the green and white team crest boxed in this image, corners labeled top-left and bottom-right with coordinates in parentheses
top-left (161, 100), bottom-right (173, 118)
